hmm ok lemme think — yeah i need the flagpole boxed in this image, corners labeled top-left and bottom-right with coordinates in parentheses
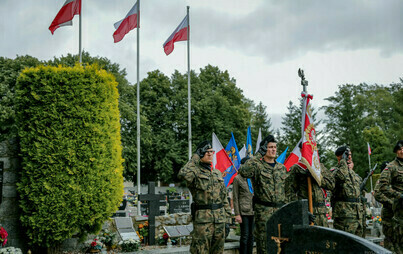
top-left (187, 6), bottom-right (191, 160)
top-left (298, 69), bottom-right (314, 225)
top-left (136, 0), bottom-right (141, 216)
top-left (368, 148), bottom-right (373, 193)
top-left (79, 0), bottom-right (82, 63)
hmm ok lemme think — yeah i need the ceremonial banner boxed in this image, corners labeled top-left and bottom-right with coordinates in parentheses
top-left (113, 1), bottom-right (139, 43)
top-left (163, 15), bottom-right (188, 55)
top-left (246, 126), bottom-right (253, 157)
top-left (224, 133), bottom-right (241, 187)
top-left (276, 147), bottom-right (288, 164)
top-left (239, 144), bottom-right (246, 159)
top-left (300, 92), bottom-right (321, 185)
top-left (255, 128), bottom-right (262, 155)
top-left (367, 142), bottom-right (372, 155)
top-left (49, 0), bottom-right (81, 34)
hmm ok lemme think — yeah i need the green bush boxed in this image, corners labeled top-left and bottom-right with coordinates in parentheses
top-left (15, 64), bottom-right (124, 248)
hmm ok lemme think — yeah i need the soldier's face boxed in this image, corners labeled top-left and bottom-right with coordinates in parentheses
top-left (347, 152), bottom-right (352, 163)
top-left (200, 149), bottom-right (215, 164)
top-left (265, 142), bottom-right (277, 159)
top-left (397, 146), bottom-right (403, 159)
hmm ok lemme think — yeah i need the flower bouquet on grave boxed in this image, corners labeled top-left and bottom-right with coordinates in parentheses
top-left (137, 221), bottom-right (149, 244)
top-left (0, 227), bottom-right (8, 247)
top-left (99, 229), bottom-right (117, 251)
top-left (372, 215), bottom-right (382, 224)
top-left (87, 238), bottom-right (103, 253)
top-left (118, 238), bottom-right (140, 252)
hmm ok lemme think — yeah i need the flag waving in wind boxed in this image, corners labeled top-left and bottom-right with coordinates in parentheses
top-left (246, 126), bottom-right (253, 157)
top-left (113, 2), bottom-right (139, 43)
top-left (163, 15), bottom-right (188, 55)
top-left (49, 0), bottom-right (81, 34)
top-left (284, 139), bottom-right (302, 171)
top-left (367, 142), bottom-right (372, 155)
top-left (255, 128), bottom-right (262, 155)
top-left (300, 92), bottom-right (321, 185)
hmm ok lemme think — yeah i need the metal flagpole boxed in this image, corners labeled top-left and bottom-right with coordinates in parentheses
top-left (136, 0), bottom-right (141, 215)
top-left (79, 0), bottom-right (82, 63)
top-left (368, 148), bottom-right (373, 192)
top-left (187, 6), bottom-right (191, 160)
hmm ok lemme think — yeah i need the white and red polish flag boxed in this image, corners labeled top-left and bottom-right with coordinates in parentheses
top-left (49, 0), bottom-right (81, 34)
top-left (163, 15), bottom-right (188, 55)
top-left (113, 2), bottom-right (139, 43)
top-left (300, 92), bottom-right (322, 185)
top-left (367, 142), bottom-right (372, 155)
top-left (212, 133), bottom-right (233, 173)
top-left (284, 138), bottom-right (302, 171)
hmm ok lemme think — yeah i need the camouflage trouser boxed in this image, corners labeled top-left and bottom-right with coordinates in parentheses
top-left (190, 222), bottom-right (225, 254)
top-left (254, 204), bottom-right (277, 254)
top-left (333, 217), bottom-right (363, 237)
top-left (382, 222), bottom-right (395, 252)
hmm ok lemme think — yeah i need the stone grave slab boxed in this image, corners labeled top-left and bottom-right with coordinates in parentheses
top-left (164, 226), bottom-right (182, 238)
top-left (114, 217), bottom-right (140, 241)
top-left (266, 200), bottom-right (391, 254)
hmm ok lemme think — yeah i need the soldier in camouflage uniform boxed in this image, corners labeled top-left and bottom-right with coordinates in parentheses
top-left (178, 140), bottom-right (231, 254)
top-left (331, 146), bottom-right (364, 237)
top-left (238, 135), bottom-right (287, 254)
top-left (285, 150), bottom-right (334, 227)
top-left (374, 140), bottom-right (403, 254)
top-left (374, 161), bottom-right (394, 251)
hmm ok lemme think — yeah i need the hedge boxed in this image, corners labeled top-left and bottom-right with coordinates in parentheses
top-left (15, 64), bottom-right (124, 247)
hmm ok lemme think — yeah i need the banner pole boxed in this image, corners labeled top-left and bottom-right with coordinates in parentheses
top-left (187, 6), bottom-right (191, 160)
top-left (79, 0), bottom-right (82, 64)
top-left (307, 177), bottom-right (314, 225)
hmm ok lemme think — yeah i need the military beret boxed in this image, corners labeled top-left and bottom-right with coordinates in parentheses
top-left (393, 140), bottom-right (403, 153)
top-left (260, 135), bottom-right (276, 148)
top-left (195, 140), bottom-right (212, 158)
top-left (335, 146), bottom-right (348, 156)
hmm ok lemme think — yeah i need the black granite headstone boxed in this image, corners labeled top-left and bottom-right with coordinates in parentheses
top-left (266, 200), bottom-right (391, 254)
top-left (168, 200), bottom-right (190, 214)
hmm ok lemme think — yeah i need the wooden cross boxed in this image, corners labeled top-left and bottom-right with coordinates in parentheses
top-left (271, 224), bottom-right (289, 254)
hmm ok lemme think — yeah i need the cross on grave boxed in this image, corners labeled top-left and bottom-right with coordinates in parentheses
top-left (271, 224), bottom-right (289, 254)
top-left (138, 182), bottom-right (165, 245)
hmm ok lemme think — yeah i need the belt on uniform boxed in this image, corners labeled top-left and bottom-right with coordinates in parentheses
top-left (313, 202), bottom-right (326, 207)
top-left (335, 198), bottom-right (360, 203)
top-left (194, 203), bottom-right (223, 210)
top-left (253, 197), bottom-right (285, 208)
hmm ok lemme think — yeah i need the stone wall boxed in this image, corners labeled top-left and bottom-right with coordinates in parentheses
top-left (0, 139), bottom-right (26, 250)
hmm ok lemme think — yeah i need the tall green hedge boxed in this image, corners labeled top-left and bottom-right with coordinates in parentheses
top-left (15, 64), bottom-right (124, 247)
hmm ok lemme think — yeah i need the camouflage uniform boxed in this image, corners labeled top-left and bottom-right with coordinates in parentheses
top-left (238, 153), bottom-right (288, 254)
top-left (374, 178), bottom-right (394, 251)
top-left (331, 159), bottom-right (364, 236)
top-left (374, 157), bottom-right (403, 254)
top-left (178, 154), bottom-right (231, 254)
top-left (285, 163), bottom-right (334, 227)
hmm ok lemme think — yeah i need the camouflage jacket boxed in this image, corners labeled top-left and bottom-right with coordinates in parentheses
top-left (331, 159), bottom-right (363, 219)
top-left (238, 153), bottom-right (287, 205)
top-left (178, 154), bottom-right (231, 224)
top-left (233, 174), bottom-right (254, 216)
top-left (285, 162), bottom-right (334, 215)
top-left (374, 158), bottom-right (403, 206)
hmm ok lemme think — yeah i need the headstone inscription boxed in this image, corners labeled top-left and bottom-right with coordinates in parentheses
top-left (114, 217), bottom-right (140, 241)
top-left (138, 182), bottom-right (165, 245)
top-left (168, 200), bottom-right (190, 214)
top-left (265, 200), bottom-right (391, 254)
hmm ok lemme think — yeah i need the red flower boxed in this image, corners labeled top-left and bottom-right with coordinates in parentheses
top-left (2, 239), bottom-right (7, 247)
top-left (91, 241), bottom-right (97, 247)
top-left (163, 233), bottom-right (169, 240)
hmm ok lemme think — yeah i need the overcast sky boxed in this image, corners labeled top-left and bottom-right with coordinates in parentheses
top-left (1, 0), bottom-right (402, 129)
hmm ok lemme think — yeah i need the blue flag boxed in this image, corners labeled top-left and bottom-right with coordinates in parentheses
top-left (224, 132), bottom-right (240, 187)
top-left (246, 126), bottom-right (253, 157)
top-left (276, 147), bottom-right (289, 164)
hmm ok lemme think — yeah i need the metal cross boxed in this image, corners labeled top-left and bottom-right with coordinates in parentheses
top-left (298, 68), bottom-right (308, 93)
top-left (271, 224), bottom-right (289, 254)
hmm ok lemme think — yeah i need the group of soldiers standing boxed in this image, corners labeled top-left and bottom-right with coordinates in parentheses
top-left (178, 137), bottom-right (403, 254)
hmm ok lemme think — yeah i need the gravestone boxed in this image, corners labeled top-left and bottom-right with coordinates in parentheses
top-left (168, 200), bottom-right (190, 214)
top-left (138, 182), bottom-right (165, 245)
top-left (266, 200), bottom-right (391, 254)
